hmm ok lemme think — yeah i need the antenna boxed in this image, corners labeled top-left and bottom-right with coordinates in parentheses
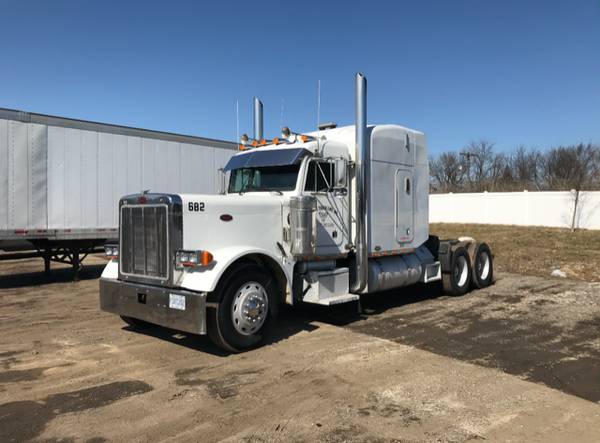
top-left (317, 79), bottom-right (321, 130)
top-left (235, 99), bottom-right (239, 143)
top-left (280, 98), bottom-right (285, 130)
top-left (317, 80), bottom-right (321, 153)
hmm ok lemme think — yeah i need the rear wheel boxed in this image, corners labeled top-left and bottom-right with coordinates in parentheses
top-left (207, 264), bottom-right (276, 353)
top-left (471, 242), bottom-right (493, 288)
top-left (442, 246), bottom-right (472, 296)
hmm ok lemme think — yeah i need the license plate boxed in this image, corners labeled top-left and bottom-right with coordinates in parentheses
top-left (169, 293), bottom-right (186, 311)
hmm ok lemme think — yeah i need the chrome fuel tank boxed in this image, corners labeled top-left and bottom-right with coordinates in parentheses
top-left (366, 245), bottom-right (434, 293)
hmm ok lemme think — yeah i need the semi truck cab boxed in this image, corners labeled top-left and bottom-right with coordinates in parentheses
top-left (99, 74), bottom-right (494, 352)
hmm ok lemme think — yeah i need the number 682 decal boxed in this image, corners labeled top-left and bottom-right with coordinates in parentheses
top-left (188, 202), bottom-right (205, 212)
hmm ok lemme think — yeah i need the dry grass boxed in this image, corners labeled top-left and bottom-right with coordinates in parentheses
top-left (430, 223), bottom-right (600, 282)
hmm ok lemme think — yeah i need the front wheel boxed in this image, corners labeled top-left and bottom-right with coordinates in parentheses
top-left (207, 264), bottom-right (276, 353)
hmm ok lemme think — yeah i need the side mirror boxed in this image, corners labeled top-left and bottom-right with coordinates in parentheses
top-left (333, 158), bottom-right (347, 189)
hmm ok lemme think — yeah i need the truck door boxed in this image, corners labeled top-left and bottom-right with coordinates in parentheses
top-left (304, 159), bottom-right (349, 256)
top-left (395, 169), bottom-right (414, 244)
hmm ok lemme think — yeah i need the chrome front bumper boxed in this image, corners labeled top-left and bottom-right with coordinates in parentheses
top-left (99, 278), bottom-right (207, 335)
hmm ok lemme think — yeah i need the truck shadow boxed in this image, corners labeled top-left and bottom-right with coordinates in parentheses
top-left (0, 264), bottom-right (105, 289)
top-left (284, 282), bottom-right (446, 329)
top-left (121, 283), bottom-right (446, 357)
top-left (121, 283), bottom-right (446, 356)
top-left (122, 325), bottom-right (232, 357)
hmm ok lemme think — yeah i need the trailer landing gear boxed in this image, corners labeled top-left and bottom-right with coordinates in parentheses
top-left (33, 240), bottom-right (104, 281)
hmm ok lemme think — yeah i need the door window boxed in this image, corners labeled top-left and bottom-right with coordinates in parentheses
top-left (304, 161), bottom-right (335, 192)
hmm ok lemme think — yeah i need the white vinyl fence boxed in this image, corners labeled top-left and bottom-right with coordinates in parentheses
top-left (430, 191), bottom-right (600, 230)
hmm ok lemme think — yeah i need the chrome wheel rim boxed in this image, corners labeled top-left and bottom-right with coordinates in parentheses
top-left (455, 255), bottom-right (469, 287)
top-left (477, 251), bottom-right (491, 280)
top-left (231, 281), bottom-right (268, 336)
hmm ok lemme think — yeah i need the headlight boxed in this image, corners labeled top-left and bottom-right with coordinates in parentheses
top-left (105, 244), bottom-right (119, 259)
top-left (175, 250), bottom-right (213, 268)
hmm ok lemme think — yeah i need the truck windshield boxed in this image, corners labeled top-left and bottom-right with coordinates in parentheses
top-left (228, 164), bottom-right (300, 193)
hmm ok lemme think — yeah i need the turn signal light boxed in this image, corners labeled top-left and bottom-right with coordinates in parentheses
top-left (200, 250), bottom-right (213, 266)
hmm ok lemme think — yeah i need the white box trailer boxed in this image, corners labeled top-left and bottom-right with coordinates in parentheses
top-left (0, 108), bottom-right (236, 277)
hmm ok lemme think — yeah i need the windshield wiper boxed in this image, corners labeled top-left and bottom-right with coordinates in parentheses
top-left (257, 188), bottom-right (283, 195)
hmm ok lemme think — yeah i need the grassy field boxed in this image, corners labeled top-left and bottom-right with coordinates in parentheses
top-left (430, 223), bottom-right (600, 282)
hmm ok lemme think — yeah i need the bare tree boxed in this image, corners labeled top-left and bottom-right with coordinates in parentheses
top-left (461, 140), bottom-right (502, 192)
top-left (430, 142), bottom-right (599, 197)
top-left (508, 146), bottom-right (543, 191)
top-left (543, 144), bottom-right (598, 190)
top-left (488, 152), bottom-right (508, 191)
top-left (542, 144), bottom-right (600, 229)
top-left (429, 152), bottom-right (466, 193)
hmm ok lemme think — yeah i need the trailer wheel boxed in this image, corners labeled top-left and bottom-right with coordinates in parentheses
top-left (120, 315), bottom-right (152, 329)
top-left (442, 246), bottom-right (471, 296)
top-left (207, 264), bottom-right (276, 353)
top-left (471, 242), bottom-right (493, 288)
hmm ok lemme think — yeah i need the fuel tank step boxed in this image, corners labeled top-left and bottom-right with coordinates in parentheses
top-left (303, 293), bottom-right (359, 306)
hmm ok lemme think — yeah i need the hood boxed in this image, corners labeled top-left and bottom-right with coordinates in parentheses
top-left (178, 193), bottom-right (287, 254)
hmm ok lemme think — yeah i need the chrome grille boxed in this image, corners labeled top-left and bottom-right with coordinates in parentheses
top-left (120, 204), bottom-right (169, 280)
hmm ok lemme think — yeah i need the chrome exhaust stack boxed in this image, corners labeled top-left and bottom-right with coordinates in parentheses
top-left (253, 97), bottom-right (264, 141)
top-left (351, 73), bottom-right (369, 293)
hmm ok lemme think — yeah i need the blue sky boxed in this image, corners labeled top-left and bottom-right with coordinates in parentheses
top-left (0, 0), bottom-right (598, 155)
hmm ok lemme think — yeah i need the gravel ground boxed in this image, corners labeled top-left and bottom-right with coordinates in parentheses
top-left (1, 256), bottom-right (600, 442)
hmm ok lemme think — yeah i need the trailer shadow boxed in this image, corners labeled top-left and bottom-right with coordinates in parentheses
top-left (0, 264), bottom-right (105, 289)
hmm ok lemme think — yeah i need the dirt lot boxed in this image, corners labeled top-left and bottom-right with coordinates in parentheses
top-left (1, 255), bottom-right (600, 442)
top-left (430, 223), bottom-right (600, 282)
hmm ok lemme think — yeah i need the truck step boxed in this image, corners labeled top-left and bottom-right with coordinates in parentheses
top-left (303, 293), bottom-right (359, 306)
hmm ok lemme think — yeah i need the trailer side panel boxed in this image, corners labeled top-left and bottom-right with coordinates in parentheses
top-left (0, 119), bottom-right (8, 231)
top-left (0, 110), bottom-right (236, 242)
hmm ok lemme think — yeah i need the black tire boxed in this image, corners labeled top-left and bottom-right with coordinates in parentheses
top-left (120, 315), bottom-right (152, 329)
top-left (471, 242), bottom-right (493, 289)
top-left (442, 246), bottom-right (472, 296)
top-left (207, 264), bottom-right (277, 353)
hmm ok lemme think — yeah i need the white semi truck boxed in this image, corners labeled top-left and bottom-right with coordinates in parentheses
top-left (99, 73), bottom-right (493, 352)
